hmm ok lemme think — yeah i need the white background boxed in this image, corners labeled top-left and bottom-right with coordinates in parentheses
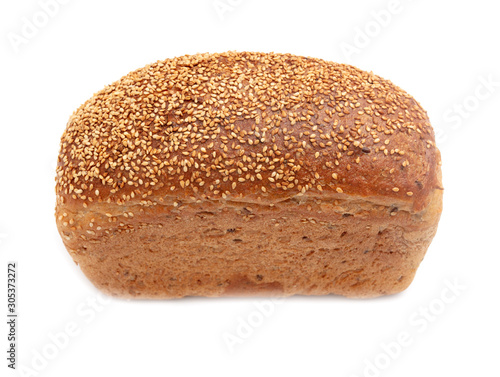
top-left (1, 0), bottom-right (499, 376)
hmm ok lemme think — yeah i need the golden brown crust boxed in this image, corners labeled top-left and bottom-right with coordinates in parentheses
top-left (56, 51), bottom-right (441, 213)
top-left (55, 51), bottom-right (443, 298)
top-left (56, 188), bottom-right (442, 299)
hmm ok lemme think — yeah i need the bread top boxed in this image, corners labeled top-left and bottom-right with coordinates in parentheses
top-left (56, 51), bottom-right (441, 213)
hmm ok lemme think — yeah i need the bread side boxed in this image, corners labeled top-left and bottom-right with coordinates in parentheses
top-left (56, 187), bottom-right (441, 298)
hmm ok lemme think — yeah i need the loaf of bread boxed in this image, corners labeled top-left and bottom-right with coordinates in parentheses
top-left (55, 51), bottom-right (442, 299)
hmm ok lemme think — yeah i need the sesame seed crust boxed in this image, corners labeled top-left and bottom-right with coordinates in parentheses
top-left (56, 51), bottom-right (441, 212)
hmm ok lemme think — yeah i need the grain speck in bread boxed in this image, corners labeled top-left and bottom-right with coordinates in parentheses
top-left (55, 51), bottom-right (443, 298)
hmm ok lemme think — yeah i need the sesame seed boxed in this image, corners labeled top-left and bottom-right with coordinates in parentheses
top-left (55, 51), bottom-right (437, 206)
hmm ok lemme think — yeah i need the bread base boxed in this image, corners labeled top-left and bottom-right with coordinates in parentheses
top-left (58, 189), bottom-right (442, 299)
